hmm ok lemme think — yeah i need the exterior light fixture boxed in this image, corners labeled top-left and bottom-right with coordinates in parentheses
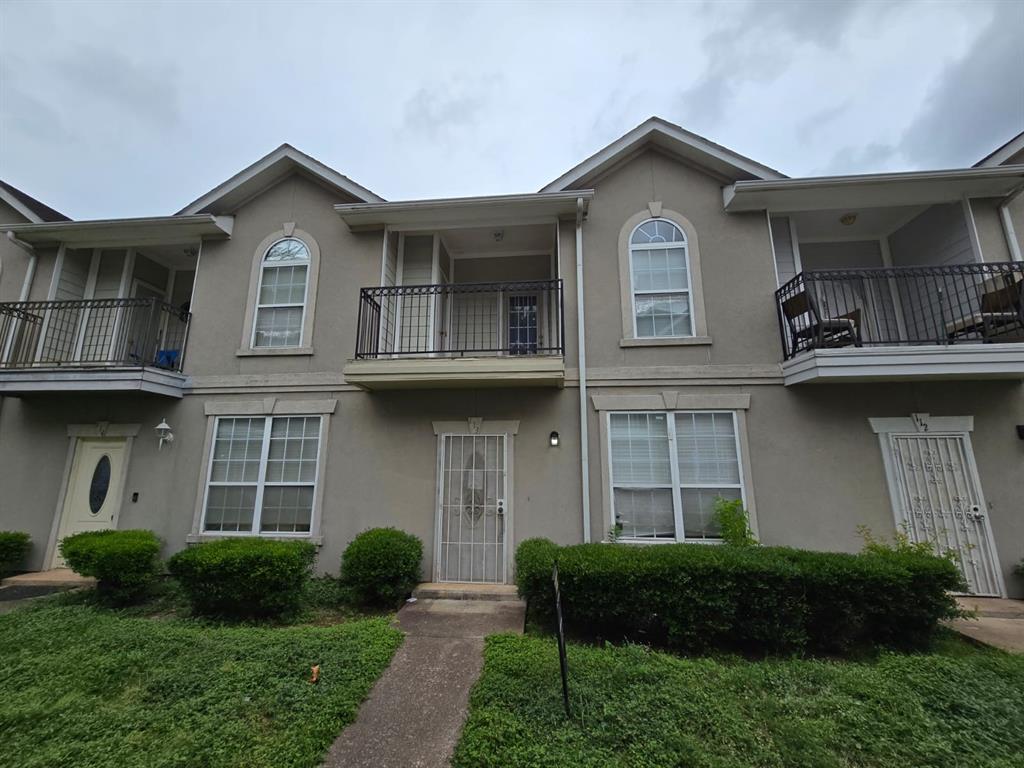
top-left (155, 419), bottom-right (174, 450)
top-left (549, 430), bottom-right (560, 447)
top-left (839, 212), bottom-right (858, 226)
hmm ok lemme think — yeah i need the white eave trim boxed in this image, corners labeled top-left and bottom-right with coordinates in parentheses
top-left (2, 214), bottom-right (234, 245)
top-left (781, 344), bottom-right (1024, 385)
top-left (335, 190), bottom-right (594, 230)
top-left (723, 165), bottom-right (1024, 212)
top-left (0, 187), bottom-right (46, 224)
top-left (176, 144), bottom-right (384, 215)
top-left (541, 117), bottom-right (786, 192)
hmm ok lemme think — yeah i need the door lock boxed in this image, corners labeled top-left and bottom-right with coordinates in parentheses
top-left (497, 499), bottom-right (505, 516)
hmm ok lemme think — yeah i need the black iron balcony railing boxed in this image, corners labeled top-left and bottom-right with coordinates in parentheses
top-left (776, 262), bottom-right (1024, 360)
top-left (355, 279), bottom-right (564, 359)
top-left (0, 297), bottom-right (190, 372)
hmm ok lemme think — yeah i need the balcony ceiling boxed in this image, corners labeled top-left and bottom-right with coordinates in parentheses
top-left (723, 166), bottom-right (1024, 213)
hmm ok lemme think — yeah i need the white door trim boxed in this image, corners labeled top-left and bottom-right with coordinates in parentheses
top-left (870, 414), bottom-right (1005, 597)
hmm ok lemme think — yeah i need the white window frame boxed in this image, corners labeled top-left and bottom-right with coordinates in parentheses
top-left (199, 414), bottom-right (323, 537)
top-left (628, 218), bottom-right (694, 339)
top-left (251, 237), bottom-right (312, 349)
top-left (607, 410), bottom-right (748, 544)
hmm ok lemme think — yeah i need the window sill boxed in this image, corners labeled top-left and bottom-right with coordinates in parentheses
top-left (236, 346), bottom-right (314, 357)
top-left (619, 336), bottom-right (712, 348)
top-left (187, 533), bottom-right (323, 546)
top-left (613, 537), bottom-right (723, 546)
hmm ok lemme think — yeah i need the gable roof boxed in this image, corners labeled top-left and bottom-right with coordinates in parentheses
top-left (0, 180), bottom-right (71, 223)
top-left (176, 143), bottom-right (384, 215)
top-left (541, 117), bottom-right (786, 192)
top-left (975, 130), bottom-right (1024, 168)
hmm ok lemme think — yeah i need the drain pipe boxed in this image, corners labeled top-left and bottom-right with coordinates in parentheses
top-left (998, 185), bottom-right (1023, 263)
top-left (575, 197), bottom-right (591, 543)
top-left (6, 231), bottom-right (37, 301)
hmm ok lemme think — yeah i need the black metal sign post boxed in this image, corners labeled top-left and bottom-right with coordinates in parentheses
top-left (552, 561), bottom-right (571, 717)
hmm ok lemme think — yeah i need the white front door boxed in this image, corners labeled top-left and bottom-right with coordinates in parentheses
top-left (53, 438), bottom-right (129, 567)
top-left (436, 433), bottom-right (508, 583)
top-left (882, 432), bottom-right (1003, 596)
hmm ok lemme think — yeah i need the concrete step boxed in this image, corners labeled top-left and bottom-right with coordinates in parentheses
top-left (412, 582), bottom-right (522, 602)
top-left (1, 569), bottom-right (95, 588)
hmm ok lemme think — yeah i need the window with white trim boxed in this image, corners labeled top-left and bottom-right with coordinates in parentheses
top-left (253, 238), bottom-right (310, 348)
top-left (608, 411), bottom-right (745, 541)
top-left (629, 219), bottom-right (693, 338)
top-left (202, 415), bottom-right (322, 534)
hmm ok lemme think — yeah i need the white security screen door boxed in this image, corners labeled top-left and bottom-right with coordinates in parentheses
top-left (885, 433), bottom-right (1002, 596)
top-left (437, 434), bottom-right (507, 583)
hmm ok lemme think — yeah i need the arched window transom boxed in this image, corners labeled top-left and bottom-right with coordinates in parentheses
top-left (629, 218), bottom-right (692, 338)
top-left (253, 238), bottom-right (310, 348)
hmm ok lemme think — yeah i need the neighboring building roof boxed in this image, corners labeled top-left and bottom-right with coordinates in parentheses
top-left (723, 165), bottom-right (1024, 213)
top-left (176, 143), bottom-right (384, 215)
top-left (541, 116), bottom-right (787, 192)
top-left (335, 190), bottom-right (593, 230)
top-left (974, 130), bottom-right (1024, 168)
top-left (0, 180), bottom-right (71, 223)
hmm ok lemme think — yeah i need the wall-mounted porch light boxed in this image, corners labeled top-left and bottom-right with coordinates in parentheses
top-left (155, 419), bottom-right (174, 450)
top-left (549, 430), bottom-right (560, 447)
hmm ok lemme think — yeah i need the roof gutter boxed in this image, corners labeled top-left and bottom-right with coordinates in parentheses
top-left (575, 196), bottom-right (591, 543)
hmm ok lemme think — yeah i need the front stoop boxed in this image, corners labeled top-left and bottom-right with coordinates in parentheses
top-left (1, 569), bottom-right (95, 588)
top-left (412, 582), bottom-right (522, 602)
top-left (948, 596), bottom-right (1024, 654)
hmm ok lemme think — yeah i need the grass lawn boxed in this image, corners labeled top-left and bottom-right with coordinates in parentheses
top-left (0, 598), bottom-right (402, 768)
top-left (453, 633), bottom-right (1024, 768)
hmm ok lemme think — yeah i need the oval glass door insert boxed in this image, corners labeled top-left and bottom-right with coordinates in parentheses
top-left (89, 455), bottom-right (112, 514)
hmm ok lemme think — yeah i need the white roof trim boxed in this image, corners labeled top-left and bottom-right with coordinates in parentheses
top-left (3, 214), bottom-right (234, 245)
top-left (975, 131), bottom-right (1024, 168)
top-left (723, 165), bottom-right (1024, 212)
top-left (541, 117), bottom-right (786, 192)
top-left (335, 190), bottom-right (593, 230)
top-left (177, 144), bottom-right (383, 215)
top-left (0, 187), bottom-right (45, 224)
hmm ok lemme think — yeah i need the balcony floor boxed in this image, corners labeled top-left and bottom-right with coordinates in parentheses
top-left (343, 355), bottom-right (565, 390)
top-left (781, 342), bottom-right (1024, 385)
top-left (0, 365), bottom-right (189, 397)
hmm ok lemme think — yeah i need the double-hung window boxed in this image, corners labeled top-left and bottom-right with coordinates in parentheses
top-left (202, 415), bottom-right (322, 535)
top-left (253, 238), bottom-right (310, 348)
top-left (629, 219), bottom-right (692, 338)
top-left (608, 411), bottom-right (745, 541)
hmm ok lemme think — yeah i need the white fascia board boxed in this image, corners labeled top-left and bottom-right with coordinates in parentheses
top-left (781, 344), bottom-right (1024, 385)
top-left (176, 145), bottom-right (384, 215)
top-left (0, 187), bottom-right (45, 224)
top-left (975, 132), bottom-right (1024, 168)
top-left (2, 214), bottom-right (233, 245)
top-left (0, 368), bottom-right (189, 398)
top-left (335, 190), bottom-right (594, 230)
top-left (724, 165), bottom-right (1024, 213)
top-left (541, 117), bottom-right (786, 193)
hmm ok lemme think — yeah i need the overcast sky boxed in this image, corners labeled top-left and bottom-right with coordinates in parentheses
top-left (1, 0), bottom-right (1022, 220)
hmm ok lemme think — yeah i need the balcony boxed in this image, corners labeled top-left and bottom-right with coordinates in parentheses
top-left (776, 262), bottom-right (1024, 384)
top-left (344, 279), bottom-right (565, 390)
top-left (0, 298), bottom-right (191, 397)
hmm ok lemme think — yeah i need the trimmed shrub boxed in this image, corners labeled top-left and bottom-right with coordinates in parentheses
top-left (168, 538), bottom-right (315, 618)
top-left (59, 530), bottom-right (161, 602)
top-left (341, 528), bottom-right (423, 606)
top-left (0, 531), bottom-right (31, 575)
top-left (515, 540), bottom-right (962, 655)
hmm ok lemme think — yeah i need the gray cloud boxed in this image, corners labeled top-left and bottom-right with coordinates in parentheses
top-left (401, 76), bottom-right (500, 143)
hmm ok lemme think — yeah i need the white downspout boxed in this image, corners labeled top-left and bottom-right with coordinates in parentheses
top-left (575, 197), bottom-right (591, 543)
top-left (6, 231), bottom-right (37, 301)
top-left (998, 185), bottom-right (1023, 262)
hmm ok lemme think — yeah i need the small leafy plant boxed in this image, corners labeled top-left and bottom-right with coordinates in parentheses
top-left (0, 531), bottom-right (31, 576)
top-left (857, 525), bottom-right (948, 558)
top-left (60, 530), bottom-right (161, 603)
top-left (714, 497), bottom-right (757, 547)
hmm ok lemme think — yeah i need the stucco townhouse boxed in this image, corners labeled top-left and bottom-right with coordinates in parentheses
top-left (1, 118), bottom-right (1022, 597)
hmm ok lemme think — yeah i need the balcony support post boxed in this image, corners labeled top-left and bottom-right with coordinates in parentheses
top-left (575, 196), bottom-right (591, 544)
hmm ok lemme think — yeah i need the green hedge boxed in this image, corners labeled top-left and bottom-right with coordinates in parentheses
top-left (516, 540), bottom-right (963, 655)
top-left (168, 538), bottom-right (315, 618)
top-left (0, 531), bottom-right (31, 575)
top-left (59, 530), bottom-right (161, 603)
top-left (341, 528), bottom-right (423, 606)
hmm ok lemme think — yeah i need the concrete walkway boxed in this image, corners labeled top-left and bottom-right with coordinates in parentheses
top-left (948, 596), bottom-right (1024, 653)
top-left (0, 570), bottom-right (95, 614)
top-left (322, 598), bottom-right (525, 768)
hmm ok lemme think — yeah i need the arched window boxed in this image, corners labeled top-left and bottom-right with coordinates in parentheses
top-left (629, 219), bottom-right (693, 338)
top-left (252, 238), bottom-right (310, 348)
